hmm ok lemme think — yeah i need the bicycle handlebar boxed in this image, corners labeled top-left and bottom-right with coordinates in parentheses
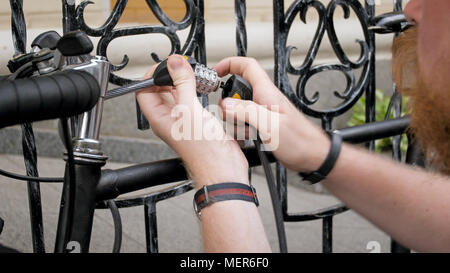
top-left (0, 70), bottom-right (100, 129)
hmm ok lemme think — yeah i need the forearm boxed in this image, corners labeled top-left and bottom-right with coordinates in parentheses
top-left (200, 200), bottom-right (271, 252)
top-left (182, 144), bottom-right (271, 252)
top-left (323, 144), bottom-right (450, 252)
top-left (191, 173), bottom-right (271, 252)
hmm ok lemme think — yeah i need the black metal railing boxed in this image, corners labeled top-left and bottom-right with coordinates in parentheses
top-left (5, 0), bottom-right (421, 253)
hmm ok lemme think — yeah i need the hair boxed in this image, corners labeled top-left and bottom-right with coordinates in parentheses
top-left (392, 27), bottom-right (450, 175)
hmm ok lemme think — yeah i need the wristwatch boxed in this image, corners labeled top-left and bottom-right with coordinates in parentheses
top-left (300, 131), bottom-right (343, 184)
top-left (193, 182), bottom-right (259, 218)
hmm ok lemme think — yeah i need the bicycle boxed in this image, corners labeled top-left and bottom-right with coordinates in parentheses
top-left (0, 29), bottom-right (283, 253)
top-left (0, 2), bottom-right (418, 253)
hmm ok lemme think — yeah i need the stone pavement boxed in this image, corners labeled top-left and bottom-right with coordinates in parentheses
top-left (0, 153), bottom-right (390, 253)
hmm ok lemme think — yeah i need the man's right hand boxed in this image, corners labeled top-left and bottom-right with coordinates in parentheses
top-left (214, 57), bottom-right (330, 173)
top-left (136, 55), bottom-right (249, 189)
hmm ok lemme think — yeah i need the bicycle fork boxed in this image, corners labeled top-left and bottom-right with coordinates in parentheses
top-left (54, 56), bottom-right (110, 253)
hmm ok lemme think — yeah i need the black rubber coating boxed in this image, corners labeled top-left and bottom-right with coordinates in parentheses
top-left (221, 75), bottom-right (253, 101)
top-left (153, 56), bottom-right (197, 86)
top-left (31, 30), bottom-right (61, 50)
top-left (56, 30), bottom-right (93, 56)
top-left (0, 70), bottom-right (100, 129)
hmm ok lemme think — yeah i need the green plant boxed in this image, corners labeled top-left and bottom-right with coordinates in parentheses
top-left (347, 89), bottom-right (409, 153)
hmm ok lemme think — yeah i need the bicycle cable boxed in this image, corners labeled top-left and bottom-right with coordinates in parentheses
top-left (60, 116), bottom-right (77, 243)
top-left (0, 61), bottom-right (66, 183)
top-left (254, 135), bottom-right (288, 253)
top-left (106, 200), bottom-right (122, 253)
top-left (0, 168), bottom-right (63, 182)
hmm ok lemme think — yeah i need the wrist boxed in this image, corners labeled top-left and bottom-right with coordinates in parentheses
top-left (300, 131), bottom-right (343, 183)
top-left (186, 159), bottom-right (249, 189)
top-left (306, 133), bottom-right (332, 171)
top-left (294, 130), bottom-right (331, 173)
top-left (176, 141), bottom-right (249, 189)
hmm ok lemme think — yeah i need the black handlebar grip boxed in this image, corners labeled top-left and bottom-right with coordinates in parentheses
top-left (0, 70), bottom-right (100, 129)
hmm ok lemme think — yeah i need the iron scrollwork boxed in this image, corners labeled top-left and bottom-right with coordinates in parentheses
top-left (281, 0), bottom-right (373, 128)
top-left (235, 0), bottom-right (247, 57)
top-left (68, 0), bottom-right (206, 128)
top-left (273, 0), bottom-right (377, 253)
top-left (74, 0), bottom-right (203, 86)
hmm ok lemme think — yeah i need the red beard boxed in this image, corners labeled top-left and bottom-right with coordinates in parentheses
top-left (392, 27), bottom-right (450, 175)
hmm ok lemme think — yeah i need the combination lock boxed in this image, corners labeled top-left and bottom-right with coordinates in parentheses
top-left (153, 56), bottom-right (252, 100)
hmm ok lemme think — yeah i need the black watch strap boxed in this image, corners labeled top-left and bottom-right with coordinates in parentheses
top-left (300, 132), bottom-right (343, 184)
top-left (193, 182), bottom-right (259, 218)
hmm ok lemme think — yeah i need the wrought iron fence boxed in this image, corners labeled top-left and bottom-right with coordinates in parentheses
top-left (272, 0), bottom-right (410, 253)
top-left (6, 0), bottom-right (418, 253)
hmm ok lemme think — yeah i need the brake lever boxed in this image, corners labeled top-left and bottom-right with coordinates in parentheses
top-left (369, 12), bottom-right (413, 34)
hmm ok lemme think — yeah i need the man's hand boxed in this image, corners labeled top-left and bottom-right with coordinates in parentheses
top-left (136, 55), bottom-right (249, 189)
top-left (214, 57), bottom-right (330, 173)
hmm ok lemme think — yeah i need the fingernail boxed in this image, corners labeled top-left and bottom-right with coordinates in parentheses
top-left (223, 98), bottom-right (237, 109)
top-left (168, 55), bottom-right (184, 70)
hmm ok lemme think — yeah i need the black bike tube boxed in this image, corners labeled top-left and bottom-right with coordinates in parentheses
top-left (55, 161), bottom-right (103, 253)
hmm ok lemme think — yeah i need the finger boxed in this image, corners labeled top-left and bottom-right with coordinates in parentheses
top-left (136, 64), bottom-right (162, 109)
top-left (143, 63), bottom-right (158, 79)
top-left (228, 123), bottom-right (254, 141)
top-left (221, 98), bottom-right (279, 143)
top-left (167, 54), bottom-right (198, 106)
top-left (214, 57), bottom-right (288, 108)
top-left (138, 63), bottom-right (172, 94)
top-left (136, 63), bottom-right (173, 121)
top-left (213, 57), bottom-right (271, 86)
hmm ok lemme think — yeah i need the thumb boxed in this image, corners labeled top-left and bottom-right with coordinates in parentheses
top-left (167, 54), bottom-right (197, 105)
top-left (221, 98), bottom-right (279, 144)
